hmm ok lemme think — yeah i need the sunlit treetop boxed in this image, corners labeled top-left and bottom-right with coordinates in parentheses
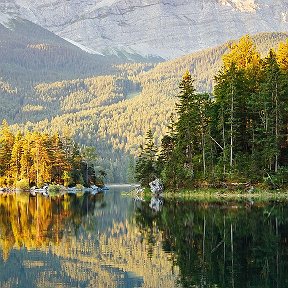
top-left (222, 35), bottom-right (261, 70)
top-left (277, 39), bottom-right (288, 71)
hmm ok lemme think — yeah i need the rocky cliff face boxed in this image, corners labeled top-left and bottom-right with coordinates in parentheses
top-left (0, 0), bottom-right (287, 59)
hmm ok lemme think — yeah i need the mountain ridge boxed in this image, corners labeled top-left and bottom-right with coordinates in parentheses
top-left (0, 0), bottom-right (287, 59)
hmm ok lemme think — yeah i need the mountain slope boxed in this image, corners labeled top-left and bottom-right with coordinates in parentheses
top-left (0, 18), bottom-right (118, 120)
top-left (0, 18), bottom-right (125, 87)
top-left (0, 18), bottom-right (159, 121)
top-left (0, 0), bottom-right (287, 59)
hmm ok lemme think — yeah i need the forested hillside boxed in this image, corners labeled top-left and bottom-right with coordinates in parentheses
top-left (1, 32), bottom-right (288, 182)
top-left (0, 19), bottom-right (126, 122)
top-left (0, 19), bottom-right (125, 86)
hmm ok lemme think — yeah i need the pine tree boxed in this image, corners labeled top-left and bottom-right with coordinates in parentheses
top-left (174, 71), bottom-right (198, 177)
top-left (277, 40), bottom-right (288, 71)
top-left (69, 142), bottom-right (83, 185)
top-left (214, 64), bottom-right (245, 172)
top-left (49, 133), bottom-right (70, 184)
top-left (30, 132), bottom-right (51, 186)
top-left (214, 36), bottom-right (261, 179)
top-left (135, 129), bottom-right (158, 186)
top-left (173, 71), bottom-right (212, 184)
top-left (81, 146), bottom-right (97, 186)
top-left (20, 132), bottom-right (33, 183)
top-left (223, 35), bottom-right (260, 71)
top-left (257, 50), bottom-right (288, 173)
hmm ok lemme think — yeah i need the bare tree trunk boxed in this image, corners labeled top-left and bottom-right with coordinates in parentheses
top-left (275, 81), bottom-right (279, 172)
top-left (201, 128), bottom-right (206, 177)
top-left (230, 85), bottom-right (234, 169)
top-left (222, 106), bottom-right (226, 176)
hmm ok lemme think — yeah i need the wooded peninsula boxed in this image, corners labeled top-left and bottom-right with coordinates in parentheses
top-left (136, 35), bottom-right (288, 190)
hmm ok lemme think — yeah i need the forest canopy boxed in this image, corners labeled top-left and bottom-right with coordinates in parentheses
top-left (1, 33), bottom-right (288, 183)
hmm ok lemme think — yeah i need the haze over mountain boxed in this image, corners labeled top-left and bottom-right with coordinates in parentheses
top-left (0, 0), bottom-right (287, 59)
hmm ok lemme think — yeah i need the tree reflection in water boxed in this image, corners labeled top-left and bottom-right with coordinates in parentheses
top-left (1, 190), bottom-right (288, 287)
top-left (0, 188), bottom-right (178, 288)
top-left (0, 193), bottom-right (104, 260)
top-left (134, 199), bottom-right (288, 288)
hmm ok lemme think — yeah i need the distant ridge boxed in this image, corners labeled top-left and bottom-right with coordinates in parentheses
top-left (0, 19), bottom-right (125, 86)
top-left (140, 32), bottom-right (288, 93)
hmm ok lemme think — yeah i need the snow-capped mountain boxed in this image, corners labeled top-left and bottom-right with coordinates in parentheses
top-left (0, 0), bottom-right (287, 59)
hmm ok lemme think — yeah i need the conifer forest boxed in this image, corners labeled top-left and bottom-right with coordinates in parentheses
top-left (136, 36), bottom-right (288, 189)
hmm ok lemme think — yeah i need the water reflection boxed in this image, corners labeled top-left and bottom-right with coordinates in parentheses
top-left (135, 199), bottom-right (288, 288)
top-left (0, 188), bottom-right (178, 288)
top-left (1, 189), bottom-right (288, 287)
top-left (149, 194), bottom-right (164, 212)
top-left (0, 193), bottom-right (104, 260)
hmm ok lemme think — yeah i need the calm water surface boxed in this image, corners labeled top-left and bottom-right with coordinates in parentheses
top-left (0, 186), bottom-right (288, 287)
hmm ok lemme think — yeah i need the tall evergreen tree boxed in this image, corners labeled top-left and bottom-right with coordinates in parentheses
top-left (81, 146), bottom-right (98, 186)
top-left (29, 132), bottom-right (51, 186)
top-left (277, 40), bottom-right (288, 71)
top-left (173, 71), bottom-right (212, 184)
top-left (214, 35), bottom-right (261, 179)
top-left (19, 132), bottom-right (33, 183)
top-left (258, 50), bottom-right (288, 173)
top-left (135, 129), bottom-right (158, 186)
top-left (49, 133), bottom-right (70, 184)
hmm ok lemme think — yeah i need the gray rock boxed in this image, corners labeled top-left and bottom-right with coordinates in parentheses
top-left (0, 0), bottom-right (287, 59)
top-left (149, 178), bottom-right (164, 194)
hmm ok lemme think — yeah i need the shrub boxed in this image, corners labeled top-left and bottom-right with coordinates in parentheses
top-left (75, 183), bottom-right (84, 190)
top-left (48, 184), bottom-right (61, 194)
top-left (16, 179), bottom-right (30, 190)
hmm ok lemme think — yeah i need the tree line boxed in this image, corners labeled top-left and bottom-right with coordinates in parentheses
top-left (2, 33), bottom-right (285, 183)
top-left (136, 35), bottom-right (288, 188)
top-left (0, 120), bottom-right (102, 188)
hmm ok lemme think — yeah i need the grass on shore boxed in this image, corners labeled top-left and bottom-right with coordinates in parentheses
top-left (163, 188), bottom-right (288, 203)
top-left (123, 187), bottom-right (288, 203)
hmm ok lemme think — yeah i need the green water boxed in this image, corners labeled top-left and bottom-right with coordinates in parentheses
top-left (0, 187), bottom-right (287, 287)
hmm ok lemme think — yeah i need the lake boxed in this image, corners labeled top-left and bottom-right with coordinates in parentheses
top-left (0, 186), bottom-right (287, 287)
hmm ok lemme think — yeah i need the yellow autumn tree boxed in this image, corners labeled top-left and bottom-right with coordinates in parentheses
top-left (277, 39), bottom-right (288, 70)
top-left (223, 35), bottom-right (261, 71)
